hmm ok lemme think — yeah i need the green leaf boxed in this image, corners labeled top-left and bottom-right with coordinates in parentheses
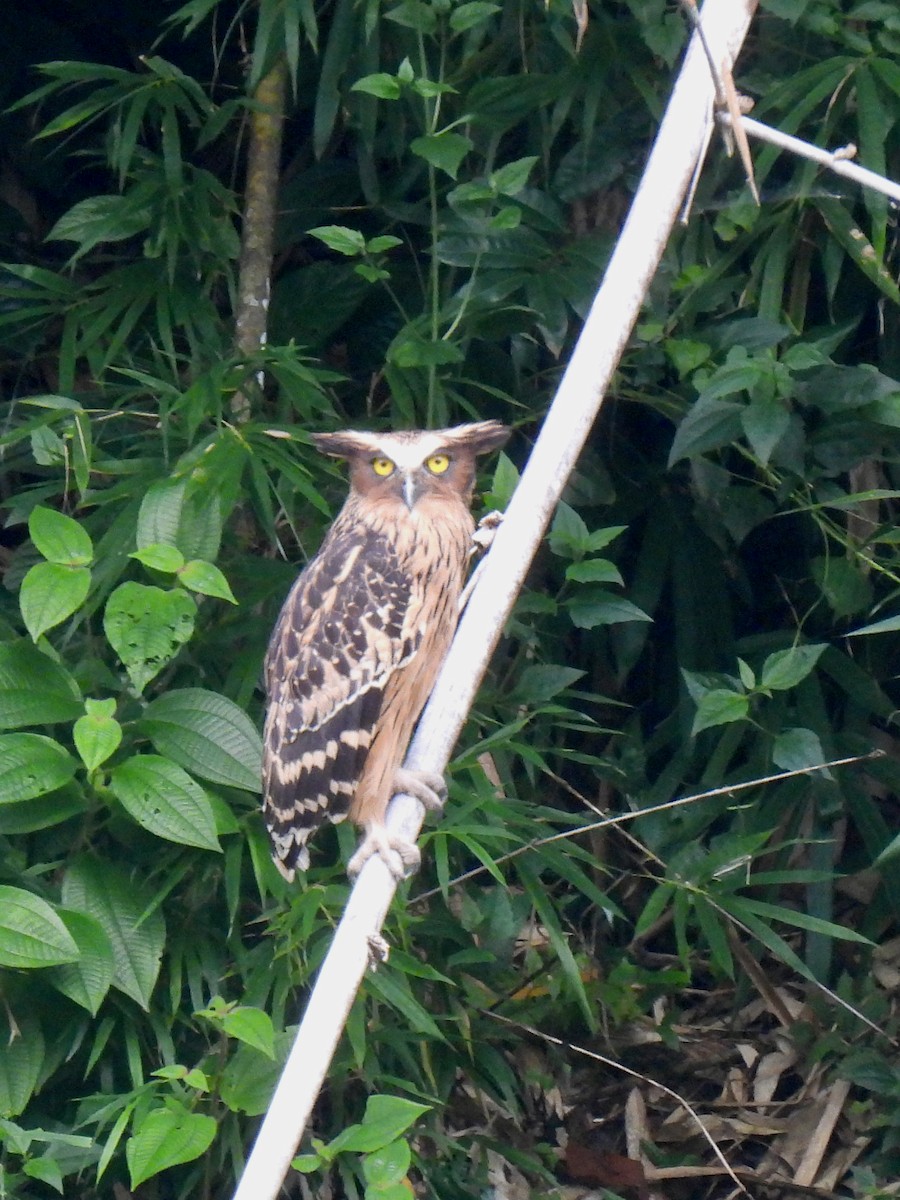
top-left (0, 733), bottom-right (77, 803)
top-left (139, 688), bottom-right (262, 792)
top-left (362, 1138), bottom-right (411, 1188)
top-left (490, 155), bottom-right (538, 195)
top-left (0, 641), bottom-right (82, 729)
top-left (0, 1012), bottom-right (44, 1118)
top-left (334, 1096), bottom-right (430, 1154)
top-left (129, 543), bottom-right (186, 573)
top-left (307, 224), bottom-right (367, 255)
top-left (48, 909), bottom-right (115, 1014)
top-left (691, 689), bottom-right (749, 735)
top-left (23, 1156), bottom-right (64, 1193)
top-left (47, 195), bottom-right (152, 258)
top-left (565, 558), bottom-right (624, 585)
top-left (509, 664), bottom-right (584, 704)
top-left (848, 612), bottom-right (900, 636)
top-left (62, 858), bottom-right (166, 1010)
top-left (772, 727), bottom-right (829, 774)
top-left (741, 393), bottom-right (790, 466)
top-left (20, 562), bottom-right (91, 641)
top-left (668, 399), bottom-right (744, 466)
top-left (759, 644), bottom-right (826, 691)
top-left (816, 196), bottom-right (900, 305)
top-left (104, 582), bottom-right (197, 694)
top-left (567, 591), bottom-right (651, 628)
top-left (0, 886), bottom-right (79, 968)
top-left (219, 1008), bottom-right (275, 1058)
top-left (178, 559), bottom-right (237, 603)
top-left (28, 506), bottom-right (93, 565)
top-left (449, 0), bottom-right (499, 29)
top-left (73, 699), bottom-right (123, 771)
top-left (410, 132), bottom-right (473, 179)
top-left (350, 73), bottom-right (402, 99)
top-left (126, 1104), bottom-right (217, 1189)
top-left (109, 755), bottom-right (221, 852)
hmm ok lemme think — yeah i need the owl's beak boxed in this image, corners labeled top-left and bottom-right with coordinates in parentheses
top-left (402, 472), bottom-right (419, 510)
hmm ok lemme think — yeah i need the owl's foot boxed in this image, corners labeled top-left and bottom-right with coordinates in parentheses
top-left (393, 767), bottom-right (447, 812)
top-left (346, 771), bottom-right (447, 880)
top-left (347, 824), bottom-right (421, 880)
top-left (472, 509), bottom-right (503, 552)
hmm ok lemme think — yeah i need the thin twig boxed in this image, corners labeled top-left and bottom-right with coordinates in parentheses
top-left (413, 750), bottom-right (883, 902)
top-left (483, 1010), bottom-right (749, 1195)
top-left (231, 4), bottom-right (757, 1196)
top-left (719, 112), bottom-right (900, 204)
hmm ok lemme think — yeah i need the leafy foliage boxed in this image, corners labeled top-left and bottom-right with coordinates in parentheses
top-left (0, 0), bottom-right (899, 1195)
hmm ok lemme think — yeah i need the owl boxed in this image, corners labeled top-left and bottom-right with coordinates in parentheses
top-left (263, 420), bottom-right (510, 881)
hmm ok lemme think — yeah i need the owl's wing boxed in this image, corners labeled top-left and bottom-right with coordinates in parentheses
top-left (263, 524), bottom-right (423, 878)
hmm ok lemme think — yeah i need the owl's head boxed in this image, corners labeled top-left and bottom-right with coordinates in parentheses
top-left (311, 421), bottom-right (509, 510)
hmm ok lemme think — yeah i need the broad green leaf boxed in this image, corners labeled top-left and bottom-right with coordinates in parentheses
top-left (333, 1096), bottom-right (430, 1155)
top-left (20, 562), bottom-right (91, 641)
top-left (73, 699), bottom-right (123, 771)
top-left (772, 727), bottom-right (828, 774)
top-left (136, 477), bottom-right (223, 561)
top-left (362, 1138), bottom-right (411, 1188)
top-left (0, 785), bottom-right (86, 835)
top-left (0, 886), bottom-right (79, 968)
top-left (28, 506), bottom-right (93, 565)
top-left (219, 1032), bottom-right (294, 1115)
top-left (567, 591), bottom-right (651, 629)
top-left (490, 155), bottom-right (538, 196)
top-left (760, 643), bottom-right (826, 691)
top-left (449, 0), bottom-right (500, 30)
top-left (109, 755), bottom-right (220, 852)
top-left (23, 1156), bottom-right (64, 1192)
top-left (0, 1013), bottom-right (44, 1118)
top-left (565, 559), bottom-right (624, 585)
top-left (139, 688), bottom-right (262, 792)
top-left (811, 556), bottom-right (872, 618)
top-left (62, 858), bottom-right (166, 1009)
top-left (126, 1104), bottom-right (217, 1188)
top-left (104, 582), bottom-right (196, 694)
top-left (219, 1008), bottom-right (275, 1058)
top-left (178, 559), bottom-right (237, 603)
top-left (691, 689), bottom-right (749, 735)
top-left (48, 909), bottom-right (115, 1014)
top-left (509, 664), bottom-right (584, 704)
top-left (350, 73), bottom-right (401, 99)
top-left (307, 224), bottom-right (366, 255)
top-left (47, 195), bottom-right (152, 257)
top-left (0, 733), bottom-right (77, 804)
top-left (741, 393), bottom-right (790, 466)
top-left (0, 641), bottom-right (82, 729)
top-left (667, 399), bottom-right (744, 466)
top-left (387, 333), bottom-right (463, 367)
top-left (129, 543), bottom-right (185, 573)
top-left (410, 132), bottom-right (472, 179)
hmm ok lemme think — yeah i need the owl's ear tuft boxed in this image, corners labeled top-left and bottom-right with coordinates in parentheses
top-left (443, 420), bottom-right (510, 457)
top-left (311, 430), bottom-right (378, 460)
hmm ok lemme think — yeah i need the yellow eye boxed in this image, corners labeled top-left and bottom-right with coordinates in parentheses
top-left (426, 454), bottom-right (450, 475)
top-left (372, 457), bottom-right (395, 477)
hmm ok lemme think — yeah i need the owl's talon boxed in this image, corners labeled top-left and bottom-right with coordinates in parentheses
top-left (347, 826), bottom-right (421, 880)
top-left (472, 509), bottom-right (503, 552)
top-left (393, 767), bottom-right (447, 812)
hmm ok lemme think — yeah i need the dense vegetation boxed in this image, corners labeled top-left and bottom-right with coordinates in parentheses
top-left (1, 0), bottom-right (900, 1195)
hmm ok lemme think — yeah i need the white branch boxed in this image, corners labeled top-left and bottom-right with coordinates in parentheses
top-left (231, 3), bottom-right (757, 1196)
top-left (720, 112), bottom-right (900, 204)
